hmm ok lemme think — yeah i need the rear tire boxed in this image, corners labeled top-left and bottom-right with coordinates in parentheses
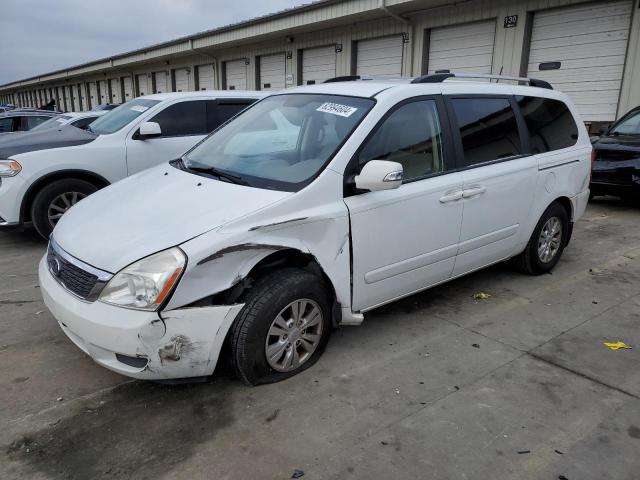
top-left (230, 268), bottom-right (332, 386)
top-left (31, 179), bottom-right (97, 239)
top-left (513, 202), bottom-right (569, 275)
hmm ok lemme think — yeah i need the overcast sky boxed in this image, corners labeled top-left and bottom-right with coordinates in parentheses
top-left (0, 0), bottom-right (305, 85)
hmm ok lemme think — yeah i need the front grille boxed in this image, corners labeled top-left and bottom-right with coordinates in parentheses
top-left (47, 240), bottom-right (112, 301)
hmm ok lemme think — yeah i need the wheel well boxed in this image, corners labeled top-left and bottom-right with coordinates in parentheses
top-left (20, 171), bottom-right (109, 223)
top-left (554, 196), bottom-right (573, 221)
top-left (551, 196), bottom-right (573, 246)
top-left (207, 248), bottom-right (337, 306)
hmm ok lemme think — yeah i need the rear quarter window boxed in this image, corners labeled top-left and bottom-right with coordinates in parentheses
top-left (516, 96), bottom-right (579, 153)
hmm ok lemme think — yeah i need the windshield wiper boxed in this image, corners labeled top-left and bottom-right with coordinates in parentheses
top-left (187, 165), bottom-right (248, 185)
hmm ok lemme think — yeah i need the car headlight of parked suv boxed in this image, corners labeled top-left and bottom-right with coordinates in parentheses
top-left (99, 247), bottom-right (186, 310)
top-left (0, 160), bottom-right (22, 177)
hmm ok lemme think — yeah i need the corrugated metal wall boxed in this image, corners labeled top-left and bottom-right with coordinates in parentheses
top-left (2, 0), bottom-right (639, 120)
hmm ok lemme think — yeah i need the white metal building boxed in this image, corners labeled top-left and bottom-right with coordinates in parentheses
top-left (1, 0), bottom-right (638, 129)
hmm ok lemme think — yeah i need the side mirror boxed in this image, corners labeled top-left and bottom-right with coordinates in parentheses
top-left (354, 160), bottom-right (403, 191)
top-left (137, 121), bottom-right (161, 139)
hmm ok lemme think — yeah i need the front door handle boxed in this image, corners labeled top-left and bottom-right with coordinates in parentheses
top-left (439, 189), bottom-right (463, 203)
top-left (462, 186), bottom-right (487, 198)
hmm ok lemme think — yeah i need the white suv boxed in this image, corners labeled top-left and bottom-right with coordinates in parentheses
top-left (0, 91), bottom-right (264, 237)
top-left (39, 74), bottom-right (592, 384)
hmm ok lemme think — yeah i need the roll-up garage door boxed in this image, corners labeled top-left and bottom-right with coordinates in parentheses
top-left (88, 82), bottom-right (98, 108)
top-left (356, 36), bottom-right (403, 77)
top-left (64, 86), bottom-right (72, 111)
top-left (79, 85), bottom-right (88, 110)
top-left (527, 0), bottom-right (633, 122)
top-left (224, 59), bottom-right (247, 90)
top-left (110, 79), bottom-right (122, 104)
top-left (427, 20), bottom-right (496, 75)
top-left (259, 53), bottom-right (286, 91)
top-left (302, 45), bottom-right (336, 85)
top-left (136, 74), bottom-right (148, 96)
top-left (197, 64), bottom-right (215, 90)
top-left (174, 68), bottom-right (190, 92)
top-left (72, 86), bottom-right (81, 111)
top-left (98, 80), bottom-right (108, 104)
top-left (123, 76), bottom-right (133, 102)
top-left (154, 72), bottom-right (168, 93)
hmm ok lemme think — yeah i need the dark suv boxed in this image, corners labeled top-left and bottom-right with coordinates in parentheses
top-left (591, 106), bottom-right (640, 202)
top-left (0, 111), bottom-right (59, 134)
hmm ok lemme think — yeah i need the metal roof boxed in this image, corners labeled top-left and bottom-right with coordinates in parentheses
top-left (0, 0), bottom-right (342, 89)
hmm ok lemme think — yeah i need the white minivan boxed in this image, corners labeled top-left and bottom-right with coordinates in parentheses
top-left (39, 74), bottom-right (592, 384)
top-left (0, 91), bottom-right (263, 237)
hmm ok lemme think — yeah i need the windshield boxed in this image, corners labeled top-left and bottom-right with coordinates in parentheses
top-left (183, 94), bottom-right (374, 191)
top-left (89, 99), bottom-right (160, 134)
top-left (31, 115), bottom-right (71, 131)
top-left (610, 110), bottom-right (640, 136)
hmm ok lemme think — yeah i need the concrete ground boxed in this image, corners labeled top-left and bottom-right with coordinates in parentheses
top-left (1, 198), bottom-right (640, 480)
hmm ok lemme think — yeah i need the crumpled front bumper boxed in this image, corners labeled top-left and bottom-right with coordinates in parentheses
top-left (39, 256), bottom-right (244, 380)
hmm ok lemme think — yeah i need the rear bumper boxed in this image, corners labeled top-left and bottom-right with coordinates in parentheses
top-left (39, 256), bottom-right (244, 380)
top-left (571, 189), bottom-right (590, 222)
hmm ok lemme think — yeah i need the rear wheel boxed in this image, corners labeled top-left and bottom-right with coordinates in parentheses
top-left (513, 202), bottom-right (568, 275)
top-left (230, 268), bottom-right (332, 385)
top-left (31, 179), bottom-right (97, 238)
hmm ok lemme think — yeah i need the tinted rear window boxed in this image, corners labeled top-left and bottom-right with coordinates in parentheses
top-left (451, 97), bottom-right (522, 166)
top-left (516, 96), bottom-right (578, 153)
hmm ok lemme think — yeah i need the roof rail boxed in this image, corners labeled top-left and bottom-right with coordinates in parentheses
top-left (323, 75), bottom-right (412, 84)
top-left (410, 72), bottom-right (553, 90)
top-left (324, 75), bottom-right (362, 83)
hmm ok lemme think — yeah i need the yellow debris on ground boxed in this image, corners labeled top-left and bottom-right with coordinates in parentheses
top-left (473, 292), bottom-right (492, 300)
top-left (603, 341), bottom-right (632, 351)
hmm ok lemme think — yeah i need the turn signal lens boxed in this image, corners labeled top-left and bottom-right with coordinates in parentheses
top-left (0, 160), bottom-right (22, 177)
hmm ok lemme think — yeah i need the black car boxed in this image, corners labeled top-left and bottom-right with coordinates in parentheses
top-left (91, 103), bottom-right (120, 111)
top-left (0, 111), bottom-right (59, 134)
top-left (591, 106), bottom-right (640, 202)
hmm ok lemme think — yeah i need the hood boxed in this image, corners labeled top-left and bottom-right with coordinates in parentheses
top-left (53, 164), bottom-right (291, 272)
top-left (0, 125), bottom-right (97, 158)
top-left (594, 134), bottom-right (640, 150)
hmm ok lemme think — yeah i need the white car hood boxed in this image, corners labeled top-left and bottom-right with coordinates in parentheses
top-left (53, 164), bottom-right (290, 272)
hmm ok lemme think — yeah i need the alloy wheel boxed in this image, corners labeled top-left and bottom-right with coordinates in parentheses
top-left (47, 191), bottom-right (87, 227)
top-left (265, 298), bottom-right (323, 372)
top-left (537, 216), bottom-right (562, 263)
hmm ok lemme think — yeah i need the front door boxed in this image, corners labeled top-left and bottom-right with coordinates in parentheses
top-left (345, 98), bottom-right (464, 312)
top-left (125, 100), bottom-right (210, 174)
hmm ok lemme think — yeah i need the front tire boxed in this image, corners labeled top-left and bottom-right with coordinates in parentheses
top-left (513, 202), bottom-right (569, 275)
top-left (230, 268), bottom-right (332, 385)
top-left (31, 178), bottom-right (97, 239)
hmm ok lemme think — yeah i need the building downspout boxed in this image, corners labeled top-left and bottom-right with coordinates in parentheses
top-left (378, 0), bottom-right (414, 75)
top-left (188, 39), bottom-right (220, 89)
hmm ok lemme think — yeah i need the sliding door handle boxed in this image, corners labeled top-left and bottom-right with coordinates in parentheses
top-left (439, 190), bottom-right (463, 203)
top-left (462, 186), bottom-right (487, 198)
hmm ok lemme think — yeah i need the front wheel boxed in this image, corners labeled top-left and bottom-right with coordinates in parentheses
top-left (230, 268), bottom-right (332, 385)
top-left (31, 179), bottom-right (98, 239)
top-left (513, 202), bottom-right (569, 275)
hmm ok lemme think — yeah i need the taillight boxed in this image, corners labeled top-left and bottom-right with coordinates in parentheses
top-left (590, 148), bottom-right (596, 180)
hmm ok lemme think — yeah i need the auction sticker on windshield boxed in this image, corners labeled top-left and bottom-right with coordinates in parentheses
top-left (130, 105), bottom-right (150, 112)
top-left (316, 102), bottom-right (358, 117)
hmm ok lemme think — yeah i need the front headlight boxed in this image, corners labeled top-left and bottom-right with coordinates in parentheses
top-left (99, 247), bottom-right (186, 310)
top-left (0, 160), bottom-right (22, 177)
